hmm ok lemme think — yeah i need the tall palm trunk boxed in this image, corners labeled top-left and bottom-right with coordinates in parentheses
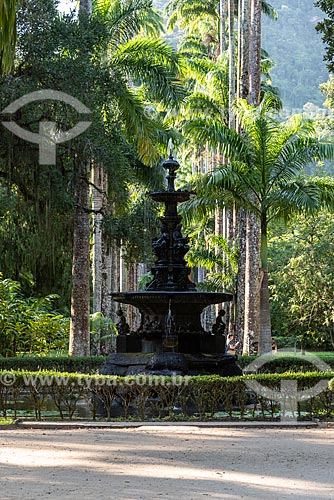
top-left (219, 0), bottom-right (227, 55)
top-left (92, 162), bottom-right (104, 315)
top-left (235, 208), bottom-right (246, 340)
top-left (237, 0), bottom-right (250, 100)
top-left (259, 214), bottom-right (272, 353)
top-left (249, 0), bottom-right (262, 105)
top-left (228, 0), bottom-right (236, 130)
top-left (235, 0), bottom-right (250, 342)
top-left (69, 0), bottom-right (92, 356)
top-left (250, 0), bottom-right (272, 353)
top-left (243, 210), bottom-right (260, 353)
top-left (79, 0), bottom-right (92, 16)
top-left (69, 159), bottom-right (91, 356)
top-left (236, 0), bottom-right (263, 354)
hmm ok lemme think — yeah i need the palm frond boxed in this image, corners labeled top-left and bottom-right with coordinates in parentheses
top-left (178, 35), bottom-right (207, 57)
top-left (113, 37), bottom-right (186, 107)
top-left (310, 176), bottom-right (334, 210)
top-left (184, 57), bottom-right (218, 83)
top-left (137, 7), bottom-right (164, 37)
top-left (166, 0), bottom-right (218, 31)
top-left (270, 178), bottom-right (322, 220)
top-left (115, 83), bottom-right (161, 164)
top-left (98, 0), bottom-right (154, 45)
top-left (182, 92), bottom-right (223, 119)
top-left (183, 118), bottom-right (247, 162)
top-left (262, 0), bottom-right (278, 20)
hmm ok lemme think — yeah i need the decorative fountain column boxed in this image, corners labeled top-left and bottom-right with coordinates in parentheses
top-left (104, 147), bottom-right (242, 376)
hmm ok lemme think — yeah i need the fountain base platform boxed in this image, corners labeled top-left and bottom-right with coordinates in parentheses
top-left (101, 352), bottom-right (242, 377)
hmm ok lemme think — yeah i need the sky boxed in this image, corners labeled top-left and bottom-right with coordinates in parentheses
top-left (58, 1), bottom-right (76, 14)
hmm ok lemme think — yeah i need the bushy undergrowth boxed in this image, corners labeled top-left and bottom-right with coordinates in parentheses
top-left (0, 275), bottom-right (68, 356)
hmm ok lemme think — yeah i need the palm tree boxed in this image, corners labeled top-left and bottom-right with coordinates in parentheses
top-left (165, 0), bottom-right (277, 63)
top-left (184, 93), bottom-right (334, 353)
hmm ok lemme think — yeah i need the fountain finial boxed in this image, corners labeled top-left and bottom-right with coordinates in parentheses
top-left (167, 138), bottom-right (174, 159)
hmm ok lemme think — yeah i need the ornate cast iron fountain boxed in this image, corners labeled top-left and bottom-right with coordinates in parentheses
top-left (103, 145), bottom-right (241, 377)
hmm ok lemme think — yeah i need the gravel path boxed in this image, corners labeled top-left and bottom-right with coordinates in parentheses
top-left (0, 427), bottom-right (333, 500)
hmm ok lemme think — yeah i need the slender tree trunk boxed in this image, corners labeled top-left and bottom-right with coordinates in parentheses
top-left (107, 238), bottom-right (121, 324)
top-left (91, 162), bottom-right (106, 354)
top-left (226, 0), bottom-right (236, 332)
top-left (243, 210), bottom-right (260, 354)
top-left (235, 2), bottom-right (250, 344)
top-left (249, 0), bottom-right (262, 105)
top-left (228, 203), bottom-right (237, 333)
top-left (79, 0), bottom-right (92, 16)
top-left (69, 160), bottom-right (91, 356)
top-left (258, 216), bottom-right (272, 353)
top-left (228, 0), bottom-right (236, 130)
top-left (238, 0), bottom-right (251, 100)
top-left (244, 0), bottom-right (263, 354)
top-left (69, 0), bottom-right (92, 356)
top-left (259, 268), bottom-right (271, 353)
top-left (219, 0), bottom-right (227, 55)
top-left (101, 238), bottom-right (112, 316)
top-left (235, 208), bottom-right (246, 340)
top-left (92, 162), bottom-right (104, 314)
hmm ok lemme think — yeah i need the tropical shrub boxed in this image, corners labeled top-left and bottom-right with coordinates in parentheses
top-left (0, 275), bottom-right (69, 356)
top-left (269, 212), bottom-right (334, 349)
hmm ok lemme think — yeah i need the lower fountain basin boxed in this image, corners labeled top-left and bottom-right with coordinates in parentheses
top-left (111, 290), bottom-right (233, 354)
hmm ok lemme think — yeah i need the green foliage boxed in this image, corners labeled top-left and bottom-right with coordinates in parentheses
top-left (0, 274), bottom-right (69, 356)
top-left (269, 212), bottom-right (334, 349)
top-left (238, 352), bottom-right (334, 372)
top-left (0, 0), bottom-right (184, 307)
top-left (315, 0), bottom-right (334, 73)
top-left (320, 75), bottom-right (334, 111)
top-left (329, 377), bottom-right (334, 391)
top-left (0, 355), bottom-right (106, 373)
top-left (90, 312), bottom-right (117, 355)
top-left (1, 369), bottom-right (333, 420)
top-left (185, 94), bottom-right (334, 269)
top-left (187, 233), bottom-right (238, 291)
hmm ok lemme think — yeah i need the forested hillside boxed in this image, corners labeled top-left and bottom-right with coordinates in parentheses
top-left (262, 0), bottom-right (329, 109)
top-left (156, 0), bottom-right (329, 110)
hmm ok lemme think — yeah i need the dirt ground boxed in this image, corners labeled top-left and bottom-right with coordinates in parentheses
top-left (0, 426), bottom-right (333, 500)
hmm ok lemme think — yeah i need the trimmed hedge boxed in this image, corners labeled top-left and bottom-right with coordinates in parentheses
top-left (1, 352), bottom-right (333, 375)
top-left (1, 370), bottom-right (333, 421)
top-left (0, 356), bottom-right (106, 374)
top-left (238, 352), bottom-right (334, 373)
